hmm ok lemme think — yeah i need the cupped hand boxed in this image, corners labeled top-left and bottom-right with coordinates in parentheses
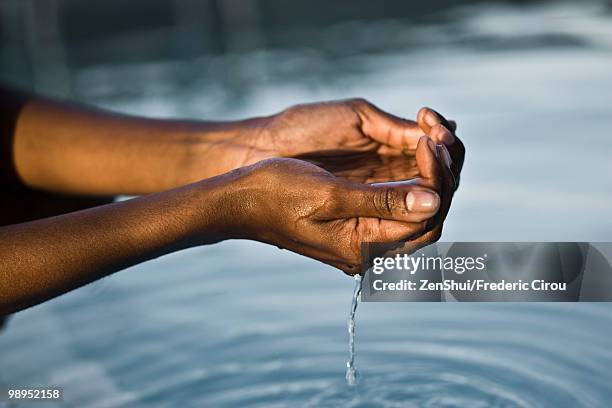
top-left (260, 98), bottom-right (454, 153)
top-left (247, 98), bottom-right (464, 188)
top-left (233, 135), bottom-right (451, 274)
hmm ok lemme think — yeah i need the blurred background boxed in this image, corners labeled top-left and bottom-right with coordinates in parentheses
top-left (1, 1), bottom-right (612, 407)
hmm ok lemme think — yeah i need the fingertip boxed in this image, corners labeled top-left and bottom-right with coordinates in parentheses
top-left (417, 135), bottom-right (436, 156)
top-left (418, 107), bottom-right (440, 129)
top-left (417, 107), bottom-right (430, 124)
top-left (417, 106), bottom-right (431, 122)
top-left (430, 123), bottom-right (455, 145)
top-left (416, 107), bottom-right (430, 132)
top-left (415, 136), bottom-right (440, 186)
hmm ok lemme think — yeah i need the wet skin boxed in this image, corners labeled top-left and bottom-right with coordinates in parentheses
top-left (0, 85), bottom-right (464, 316)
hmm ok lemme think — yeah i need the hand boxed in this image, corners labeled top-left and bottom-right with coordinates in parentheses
top-left (259, 98), bottom-right (454, 153)
top-left (245, 98), bottom-right (465, 187)
top-left (231, 135), bottom-right (452, 274)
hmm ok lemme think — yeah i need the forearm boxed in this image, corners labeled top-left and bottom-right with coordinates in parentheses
top-left (7, 88), bottom-right (270, 195)
top-left (0, 168), bottom-right (246, 315)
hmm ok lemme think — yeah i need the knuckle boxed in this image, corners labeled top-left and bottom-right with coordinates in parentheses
top-left (371, 190), bottom-right (388, 217)
top-left (321, 185), bottom-right (343, 214)
top-left (348, 97), bottom-right (371, 109)
top-left (253, 157), bottom-right (290, 176)
top-left (372, 188), bottom-right (402, 217)
top-left (278, 103), bottom-right (309, 121)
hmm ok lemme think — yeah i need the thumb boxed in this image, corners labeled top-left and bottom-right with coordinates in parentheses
top-left (336, 180), bottom-right (440, 223)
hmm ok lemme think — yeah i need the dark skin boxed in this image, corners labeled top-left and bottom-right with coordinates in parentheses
top-left (0, 84), bottom-right (464, 316)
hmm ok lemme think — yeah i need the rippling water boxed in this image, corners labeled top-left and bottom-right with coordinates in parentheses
top-left (2, 1), bottom-right (612, 407)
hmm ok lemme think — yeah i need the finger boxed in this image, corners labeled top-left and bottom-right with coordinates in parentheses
top-left (374, 221), bottom-right (444, 264)
top-left (429, 126), bottom-right (461, 186)
top-left (419, 113), bottom-right (464, 186)
top-left (417, 107), bottom-right (465, 181)
top-left (430, 144), bottom-right (455, 226)
top-left (307, 248), bottom-right (361, 276)
top-left (417, 107), bottom-right (456, 145)
top-left (353, 99), bottom-right (425, 150)
top-left (438, 142), bottom-right (461, 193)
top-left (368, 218), bottom-right (428, 242)
top-left (376, 145), bottom-right (406, 156)
top-left (430, 124), bottom-right (454, 148)
top-left (415, 135), bottom-right (443, 191)
top-left (368, 142), bottom-right (455, 258)
top-left (426, 123), bottom-right (463, 182)
top-left (413, 137), bottom-right (453, 230)
top-left (433, 128), bottom-right (464, 185)
top-left (337, 217), bottom-right (429, 275)
top-left (336, 181), bottom-right (440, 223)
top-left (446, 136), bottom-right (466, 183)
top-left (393, 223), bottom-right (444, 255)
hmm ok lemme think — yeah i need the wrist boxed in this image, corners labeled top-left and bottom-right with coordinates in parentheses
top-left (184, 116), bottom-right (275, 181)
top-left (188, 163), bottom-right (262, 244)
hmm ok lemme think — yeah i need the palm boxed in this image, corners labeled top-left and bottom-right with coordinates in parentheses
top-left (260, 100), bottom-right (464, 185)
top-left (294, 151), bottom-right (420, 184)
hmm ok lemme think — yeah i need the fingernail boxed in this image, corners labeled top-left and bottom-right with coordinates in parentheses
top-left (439, 144), bottom-right (452, 169)
top-left (426, 137), bottom-right (438, 157)
top-left (406, 190), bottom-right (440, 212)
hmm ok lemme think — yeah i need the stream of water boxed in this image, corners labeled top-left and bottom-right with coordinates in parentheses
top-left (345, 274), bottom-right (363, 386)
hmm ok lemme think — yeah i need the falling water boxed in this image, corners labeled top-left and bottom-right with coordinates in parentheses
top-left (345, 274), bottom-right (363, 386)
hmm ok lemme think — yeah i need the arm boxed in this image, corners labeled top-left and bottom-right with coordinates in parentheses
top-left (1, 84), bottom-right (270, 195)
top-left (1, 84), bottom-right (462, 197)
top-left (0, 168), bottom-right (239, 315)
top-left (0, 136), bottom-right (450, 315)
